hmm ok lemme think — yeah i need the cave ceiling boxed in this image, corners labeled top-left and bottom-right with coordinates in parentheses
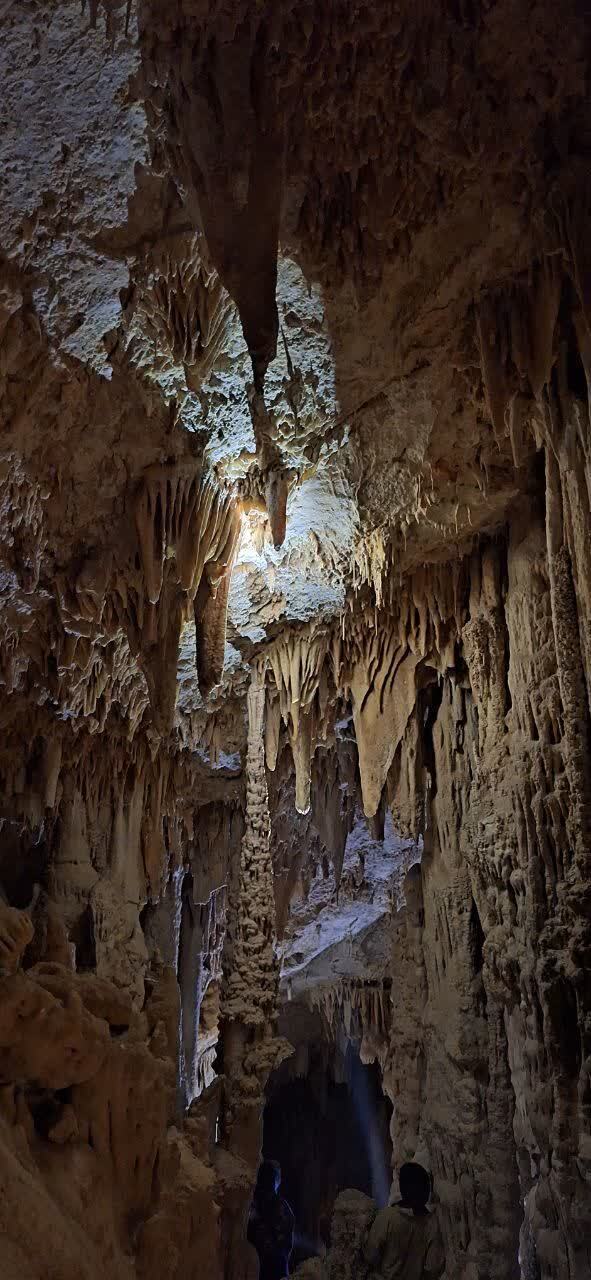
top-left (3, 0), bottom-right (584, 746)
top-left (0, 0), bottom-right (585, 970)
top-left (0, 0), bottom-right (586, 839)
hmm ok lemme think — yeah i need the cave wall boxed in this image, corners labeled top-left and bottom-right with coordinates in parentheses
top-left (277, 436), bottom-right (591, 1280)
top-left (0, 709), bottom-right (247, 1279)
top-left (375, 492), bottom-right (591, 1280)
top-left (2, 451), bottom-right (591, 1280)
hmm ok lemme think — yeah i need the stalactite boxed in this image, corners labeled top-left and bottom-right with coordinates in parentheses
top-left (311, 740), bottom-right (357, 892)
top-left (351, 528), bottom-right (389, 606)
top-left (462, 544), bottom-right (509, 758)
top-left (265, 467), bottom-right (289, 550)
top-left (337, 615), bottom-right (421, 818)
top-left (123, 234), bottom-right (236, 391)
top-left (264, 690), bottom-right (282, 773)
top-left (133, 466), bottom-right (237, 605)
top-left (238, 463), bottom-right (294, 551)
top-left (132, 467), bottom-right (241, 729)
top-left (310, 979), bottom-right (391, 1054)
top-left (476, 294), bottom-right (511, 444)
top-left (194, 517), bottom-right (242, 698)
top-left (267, 625), bottom-right (330, 815)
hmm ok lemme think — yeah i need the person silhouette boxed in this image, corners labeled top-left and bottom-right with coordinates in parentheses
top-left (248, 1159), bottom-right (295, 1280)
top-left (364, 1162), bottom-right (444, 1279)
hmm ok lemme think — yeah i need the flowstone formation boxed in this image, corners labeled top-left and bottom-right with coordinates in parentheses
top-left (1, 1), bottom-right (591, 1278)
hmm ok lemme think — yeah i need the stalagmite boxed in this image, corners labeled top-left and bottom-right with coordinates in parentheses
top-left (217, 664), bottom-right (291, 1274)
top-left (219, 665), bottom-right (281, 1066)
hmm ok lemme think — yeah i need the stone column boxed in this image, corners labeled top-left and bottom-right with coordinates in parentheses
top-left (217, 662), bottom-right (291, 1276)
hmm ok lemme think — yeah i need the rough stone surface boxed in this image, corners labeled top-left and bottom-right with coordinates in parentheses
top-left (1, 2), bottom-right (591, 1278)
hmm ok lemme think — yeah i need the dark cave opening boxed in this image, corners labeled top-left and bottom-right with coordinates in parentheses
top-left (262, 1037), bottom-right (393, 1266)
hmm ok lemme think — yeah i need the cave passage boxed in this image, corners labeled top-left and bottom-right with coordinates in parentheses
top-left (2, 3), bottom-right (591, 1278)
top-left (262, 1040), bottom-right (393, 1266)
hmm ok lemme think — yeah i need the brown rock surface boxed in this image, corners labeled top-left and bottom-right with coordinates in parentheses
top-left (1, 1), bottom-right (591, 1277)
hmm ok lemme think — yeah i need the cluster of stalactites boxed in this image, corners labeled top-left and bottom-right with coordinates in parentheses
top-left (473, 190), bottom-right (591, 469)
top-left (329, 255), bottom-right (591, 818)
top-left (134, 464), bottom-right (237, 604)
top-left (3, 461), bottom-right (242, 741)
top-left (333, 612), bottom-right (425, 820)
top-left (124, 233), bottom-right (236, 393)
top-left (263, 562), bottom-right (468, 823)
top-left (350, 527), bottom-right (389, 608)
top-left (310, 979), bottom-right (391, 1053)
top-left (265, 624), bottom-right (331, 815)
top-left (133, 463), bottom-right (241, 731)
top-left (336, 564), bottom-right (468, 816)
top-left (475, 255), bottom-right (563, 458)
top-left (472, 213), bottom-right (591, 801)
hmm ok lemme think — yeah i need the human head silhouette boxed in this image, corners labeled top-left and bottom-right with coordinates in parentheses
top-left (256, 1159), bottom-right (281, 1198)
top-left (399, 1162), bottom-right (431, 1211)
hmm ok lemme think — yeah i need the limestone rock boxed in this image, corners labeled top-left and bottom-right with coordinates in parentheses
top-left (1, 1), bottom-right (591, 1277)
top-left (0, 970), bottom-right (110, 1090)
top-left (0, 901), bottom-right (33, 976)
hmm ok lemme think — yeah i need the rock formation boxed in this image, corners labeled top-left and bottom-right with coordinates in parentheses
top-left (1, 1), bottom-right (591, 1278)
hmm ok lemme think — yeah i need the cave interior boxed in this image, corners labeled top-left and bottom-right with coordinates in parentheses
top-left (0, 2), bottom-right (591, 1279)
